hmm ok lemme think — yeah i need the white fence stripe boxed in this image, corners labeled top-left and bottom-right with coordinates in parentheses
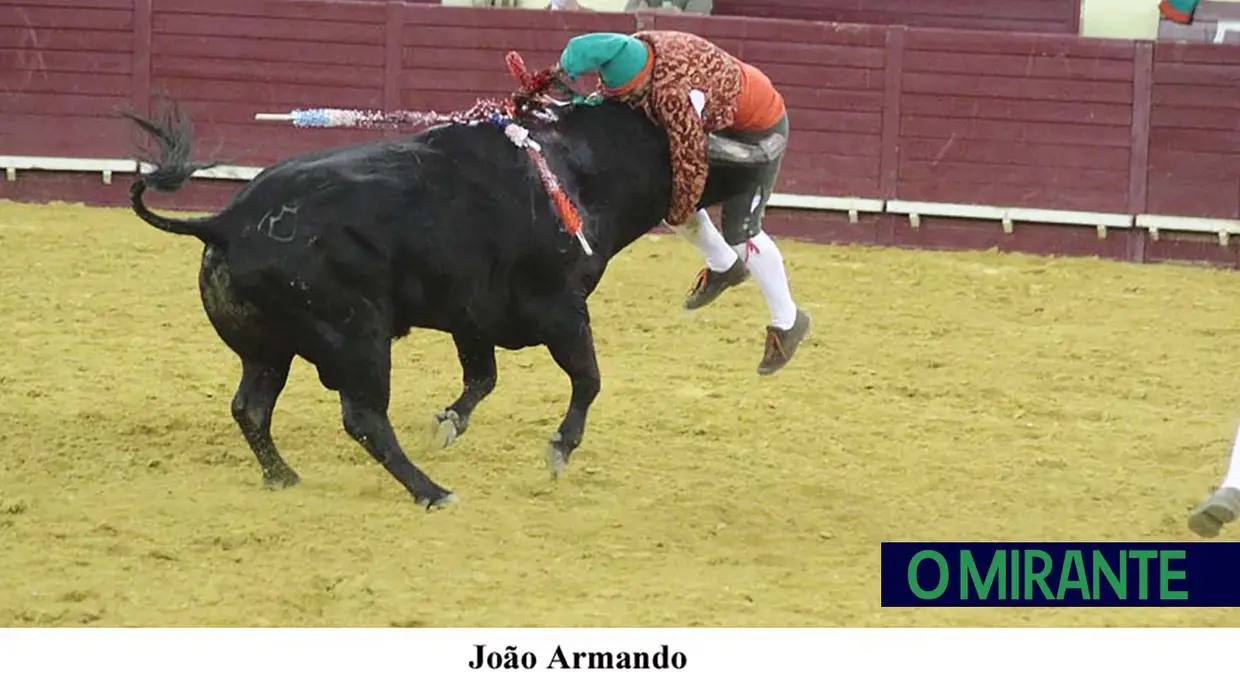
top-left (3, 155), bottom-right (1237, 239)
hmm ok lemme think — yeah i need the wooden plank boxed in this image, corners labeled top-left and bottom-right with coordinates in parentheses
top-left (402, 46), bottom-right (545, 71)
top-left (897, 180), bottom-right (1127, 212)
top-left (736, 20), bottom-right (887, 47)
top-left (902, 50), bottom-right (1133, 82)
top-left (902, 72), bottom-right (1133, 104)
top-left (0, 49), bottom-right (132, 75)
top-left (780, 86), bottom-right (885, 112)
top-left (154, 0), bottom-right (388, 24)
top-left (759, 64), bottom-right (883, 91)
top-left (162, 123), bottom-right (387, 163)
top-left (1154, 42), bottom-right (1240, 66)
top-left (1149, 104), bottom-right (1240, 131)
top-left (901, 94), bottom-right (1132, 126)
top-left (383, 1), bottom-right (401, 113)
top-left (1127, 42), bottom-right (1151, 217)
top-left (151, 34), bottom-right (383, 67)
top-left (860, 0), bottom-right (1072, 20)
top-left (779, 153), bottom-right (882, 179)
top-left (777, 169), bottom-right (881, 198)
top-left (1148, 148), bottom-right (1240, 178)
top-left (1152, 61), bottom-right (1240, 89)
top-left (131, 0), bottom-right (151, 129)
top-left (400, 90), bottom-right (498, 113)
top-left (7, 0), bottom-right (132, 8)
top-left (791, 130), bottom-right (882, 157)
top-left (786, 108), bottom-right (883, 134)
top-left (900, 137), bottom-right (1131, 170)
top-left (403, 26), bottom-right (582, 51)
top-left (0, 114), bottom-right (128, 139)
top-left (0, 27), bottom-right (130, 52)
top-left (1153, 84), bottom-right (1240, 109)
top-left (1146, 177), bottom-right (1240, 219)
top-left (715, 4), bottom-right (1069, 32)
top-left (1149, 127), bottom-right (1240, 155)
top-left (0, 7), bottom-right (132, 31)
top-left (0, 92), bottom-right (129, 117)
top-left (743, 42), bottom-right (886, 70)
top-left (402, 5), bottom-right (588, 30)
top-left (402, 70), bottom-right (518, 95)
top-left (904, 28), bottom-right (1133, 60)
top-left (879, 26), bottom-right (903, 200)
top-left (0, 121), bottom-right (130, 159)
top-left (900, 116), bottom-right (1132, 147)
top-left (150, 76), bottom-right (382, 108)
top-left (151, 55), bottom-right (384, 89)
top-left (899, 160), bottom-right (1126, 189)
top-left (153, 13), bottom-right (382, 45)
top-left (402, 47), bottom-right (563, 75)
top-left (0, 70), bottom-right (130, 96)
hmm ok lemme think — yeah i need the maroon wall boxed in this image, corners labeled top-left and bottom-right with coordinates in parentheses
top-left (1146, 41), bottom-right (1240, 220)
top-left (712, 0), bottom-right (1082, 35)
top-left (2, 1), bottom-right (1239, 268)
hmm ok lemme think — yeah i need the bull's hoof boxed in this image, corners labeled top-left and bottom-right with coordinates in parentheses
top-left (545, 437), bottom-right (570, 480)
top-left (262, 468), bottom-right (301, 490)
top-left (429, 409), bottom-right (464, 450)
top-left (415, 489), bottom-right (459, 511)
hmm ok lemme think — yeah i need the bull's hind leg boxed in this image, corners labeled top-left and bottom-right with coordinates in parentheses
top-left (333, 340), bottom-right (457, 509)
top-left (199, 246), bottom-right (301, 490)
top-left (232, 356), bottom-right (301, 489)
top-left (543, 321), bottom-right (601, 478)
top-left (430, 333), bottom-right (498, 449)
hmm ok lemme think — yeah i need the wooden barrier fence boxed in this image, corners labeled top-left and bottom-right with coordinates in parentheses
top-left (1, 1), bottom-right (1238, 267)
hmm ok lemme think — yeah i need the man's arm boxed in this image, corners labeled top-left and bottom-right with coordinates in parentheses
top-left (650, 86), bottom-right (709, 226)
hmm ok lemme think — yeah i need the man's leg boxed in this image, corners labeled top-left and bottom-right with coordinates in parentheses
top-left (672, 209), bottom-right (749, 310)
top-left (1188, 421), bottom-right (1240, 537)
top-left (715, 115), bottom-right (809, 375)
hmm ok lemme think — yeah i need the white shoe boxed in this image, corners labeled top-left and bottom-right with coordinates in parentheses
top-left (1188, 487), bottom-right (1240, 538)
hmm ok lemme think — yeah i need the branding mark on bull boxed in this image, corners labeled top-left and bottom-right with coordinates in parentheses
top-left (257, 203), bottom-right (301, 242)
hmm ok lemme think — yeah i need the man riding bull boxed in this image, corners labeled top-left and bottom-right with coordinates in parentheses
top-left (554, 30), bottom-right (811, 375)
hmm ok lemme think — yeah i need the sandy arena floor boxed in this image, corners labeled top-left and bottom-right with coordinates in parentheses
top-left (2, 200), bottom-right (1239, 627)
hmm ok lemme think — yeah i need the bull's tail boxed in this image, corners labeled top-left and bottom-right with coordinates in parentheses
top-left (122, 103), bottom-right (228, 248)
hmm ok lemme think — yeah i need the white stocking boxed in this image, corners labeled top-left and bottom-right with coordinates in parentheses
top-left (733, 231), bottom-right (797, 330)
top-left (668, 210), bottom-right (738, 273)
top-left (1222, 421), bottom-right (1240, 491)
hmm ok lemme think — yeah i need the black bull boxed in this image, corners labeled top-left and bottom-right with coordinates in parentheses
top-left (123, 100), bottom-right (759, 511)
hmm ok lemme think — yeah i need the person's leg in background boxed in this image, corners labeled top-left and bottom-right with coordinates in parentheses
top-left (1188, 420), bottom-right (1240, 537)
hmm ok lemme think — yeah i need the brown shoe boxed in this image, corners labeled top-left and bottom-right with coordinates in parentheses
top-left (684, 259), bottom-right (749, 310)
top-left (757, 309), bottom-right (810, 375)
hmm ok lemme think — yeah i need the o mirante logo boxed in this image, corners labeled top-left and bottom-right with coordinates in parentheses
top-left (881, 542), bottom-right (1240, 607)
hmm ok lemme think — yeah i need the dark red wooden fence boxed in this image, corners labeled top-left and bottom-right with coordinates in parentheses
top-left (2, 1), bottom-right (1239, 267)
top-left (711, 0), bottom-right (1082, 35)
top-left (1147, 41), bottom-right (1240, 221)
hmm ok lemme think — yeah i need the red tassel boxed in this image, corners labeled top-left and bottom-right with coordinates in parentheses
top-left (505, 51), bottom-right (584, 241)
top-left (506, 51), bottom-right (529, 86)
top-left (506, 49), bottom-right (559, 97)
top-left (552, 190), bottom-right (583, 236)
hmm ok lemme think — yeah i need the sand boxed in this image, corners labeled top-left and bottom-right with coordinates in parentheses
top-left (2, 200), bottom-right (1238, 627)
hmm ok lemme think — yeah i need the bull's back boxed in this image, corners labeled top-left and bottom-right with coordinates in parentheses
top-left (212, 125), bottom-right (586, 345)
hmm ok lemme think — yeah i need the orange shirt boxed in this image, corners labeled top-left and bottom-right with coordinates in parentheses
top-left (730, 59), bottom-right (786, 132)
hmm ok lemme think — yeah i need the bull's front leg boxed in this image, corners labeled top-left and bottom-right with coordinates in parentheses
top-left (543, 318), bottom-right (601, 478)
top-left (430, 333), bottom-right (498, 449)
